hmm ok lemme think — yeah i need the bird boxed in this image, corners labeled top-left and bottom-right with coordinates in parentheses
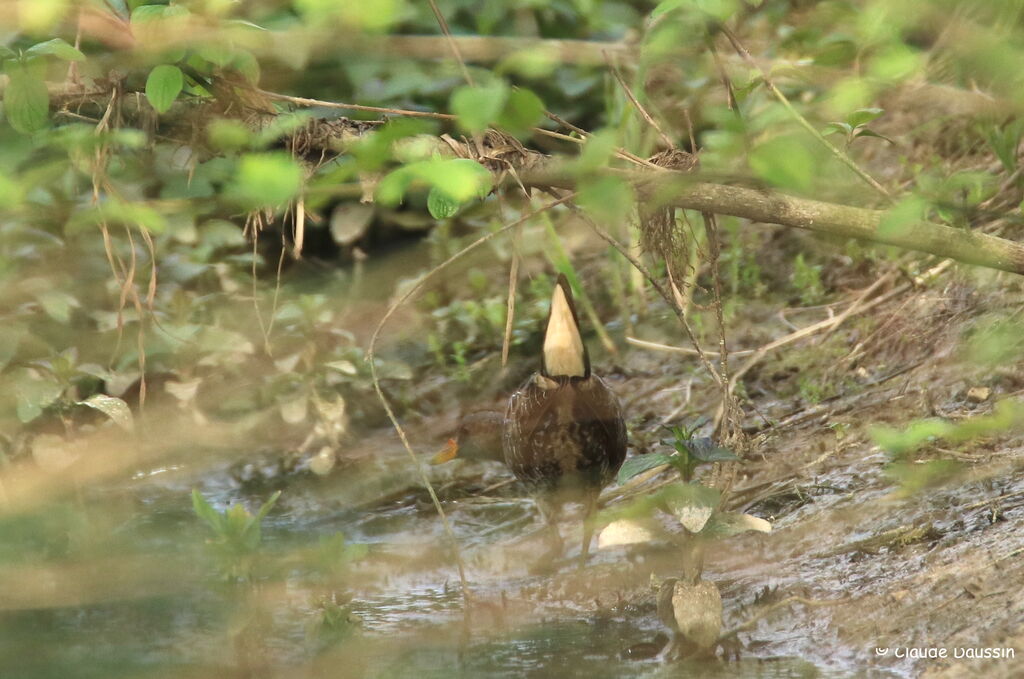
top-left (433, 274), bottom-right (627, 568)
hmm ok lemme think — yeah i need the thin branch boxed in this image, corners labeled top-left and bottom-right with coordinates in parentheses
top-left (258, 89), bottom-right (456, 119)
top-left (603, 51), bottom-right (675, 149)
top-left (626, 336), bottom-right (756, 357)
top-left (427, 0), bottom-right (475, 87)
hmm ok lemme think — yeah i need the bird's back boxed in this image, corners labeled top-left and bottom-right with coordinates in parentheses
top-left (503, 372), bottom-right (627, 495)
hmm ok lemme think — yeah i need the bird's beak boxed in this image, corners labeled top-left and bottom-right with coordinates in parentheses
top-left (430, 438), bottom-right (459, 465)
top-left (543, 278), bottom-right (586, 377)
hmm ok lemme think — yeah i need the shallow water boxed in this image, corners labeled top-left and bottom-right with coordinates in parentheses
top-left (0, 432), bottom-right (862, 679)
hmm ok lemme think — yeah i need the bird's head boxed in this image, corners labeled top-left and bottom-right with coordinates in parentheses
top-left (430, 411), bottom-right (505, 464)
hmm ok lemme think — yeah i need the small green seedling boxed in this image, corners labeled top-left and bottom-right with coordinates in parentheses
top-left (192, 489), bottom-right (280, 581)
top-left (823, 108), bottom-right (893, 149)
top-left (606, 423), bottom-right (767, 539)
top-left (617, 421), bottom-right (737, 485)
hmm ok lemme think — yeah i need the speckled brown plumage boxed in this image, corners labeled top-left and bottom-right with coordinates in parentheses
top-left (503, 372), bottom-right (626, 498)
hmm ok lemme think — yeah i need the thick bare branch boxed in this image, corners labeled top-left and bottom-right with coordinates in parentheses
top-left (528, 172), bottom-right (1024, 275)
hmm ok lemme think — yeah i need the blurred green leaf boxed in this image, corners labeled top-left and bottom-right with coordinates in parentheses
top-left (192, 489), bottom-right (224, 533)
top-left (853, 128), bottom-right (894, 144)
top-left (427, 187), bottom-right (459, 219)
top-left (377, 158), bottom-right (491, 207)
top-left (869, 43), bottom-right (922, 82)
top-left (617, 452), bottom-right (673, 485)
top-left (0, 325), bottom-right (28, 370)
top-left (654, 0), bottom-right (738, 21)
top-left (207, 118), bottom-right (252, 151)
top-left (3, 64), bottom-right (49, 134)
top-left (79, 394), bottom-right (134, 431)
top-left (498, 87), bottom-right (544, 136)
top-left (145, 64), bottom-right (183, 114)
top-left (25, 38), bottom-right (85, 62)
top-left (69, 200), bottom-right (168, 233)
top-left (847, 107), bottom-right (884, 128)
top-left (450, 81), bottom-right (509, 133)
top-left (823, 122), bottom-right (853, 138)
top-left (578, 175), bottom-right (634, 226)
top-left (35, 290), bottom-right (79, 323)
top-left (877, 196), bottom-right (927, 238)
top-left (228, 152), bottom-right (303, 209)
top-left (13, 369), bottom-right (63, 423)
top-left (870, 418), bottom-right (953, 457)
top-left (749, 135), bottom-right (815, 192)
top-left (575, 129), bottom-right (617, 173)
top-left (681, 437), bottom-right (738, 462)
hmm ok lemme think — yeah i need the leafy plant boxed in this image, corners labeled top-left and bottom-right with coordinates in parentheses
top-left (192, 489), bottom-right (281, 582)
top-left (1, 38), bottom-right (84, 134)
top-left (791, 252), bottom-right (825, 306)
top-left (870, 399), bottom-right (1024, 494)
top-left (823, 108), bottom-right (893, 148)
top-left (607, 423), bottom-right (767, 540)
top-left (618, 421), bottom-right (737, 485)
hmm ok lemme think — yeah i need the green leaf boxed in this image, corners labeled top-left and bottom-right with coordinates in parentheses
top-left (869, 43), bottom-right (922, 82)
top-left (575, 129), bottom-right (617, 173)
top-left (79, 394), bottom-right (134, 431)
top-left (145, 64), bottom-right (183, 114)
top-left (847, 107), bottom-right (884, 128)
top-left (131, 5), bottom-right (170, 22)
top-left (230, 50), bottom-right (260, 84)
top-left (26, 38), bottom-right (85, 62)
top-left (578, 175), bottom-right (635, 226)
top-left (823, 121), bottom-right (853, 137)
top-left (3, 64), bottom-right (49, 134)
top-left (681, 437), bottom-right (738, 462)
top-left (192, 489), bottom-right (224, 533)
top-left (450, 81), bottom-right (509, 133)
top-left (0, 46), bottom-right (17, 60)
top-left (376, 158), bottom-right (492, 207)
top-left (870, 418), bottom-right (953, 457)
top-left (498, 87), bottom-right (544, 136)
top-left (665, 482), bottom-right (721, 533)
top-left (749, 135), bottom-right (815, 192)
top-left (427, 188), bottom-right (459, 219)
top-left (13, 369), bottom-right (63, 423)
top-left (228, 152), bottom-right (304, 209)
top-left (207, 118), bottom-right (253, 151)
top-left (617, 452), bottom-right (673, 485)
top-left (853, 128), bottom-right (894, 144)
top-left (325, 360), bottom-right (358, 375)
top-left (255, 490), bottom-right (281, 522)
top-left (35, 290), bottom-right (79, 323)
top-left (0, 325), bottom-right (27, 370)
top-left (197, 42), bottom-right (233, 67)
top-left (654, 0), bottom-right (737, 21)
top-left (877, 196), bottom-right (927, 238)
